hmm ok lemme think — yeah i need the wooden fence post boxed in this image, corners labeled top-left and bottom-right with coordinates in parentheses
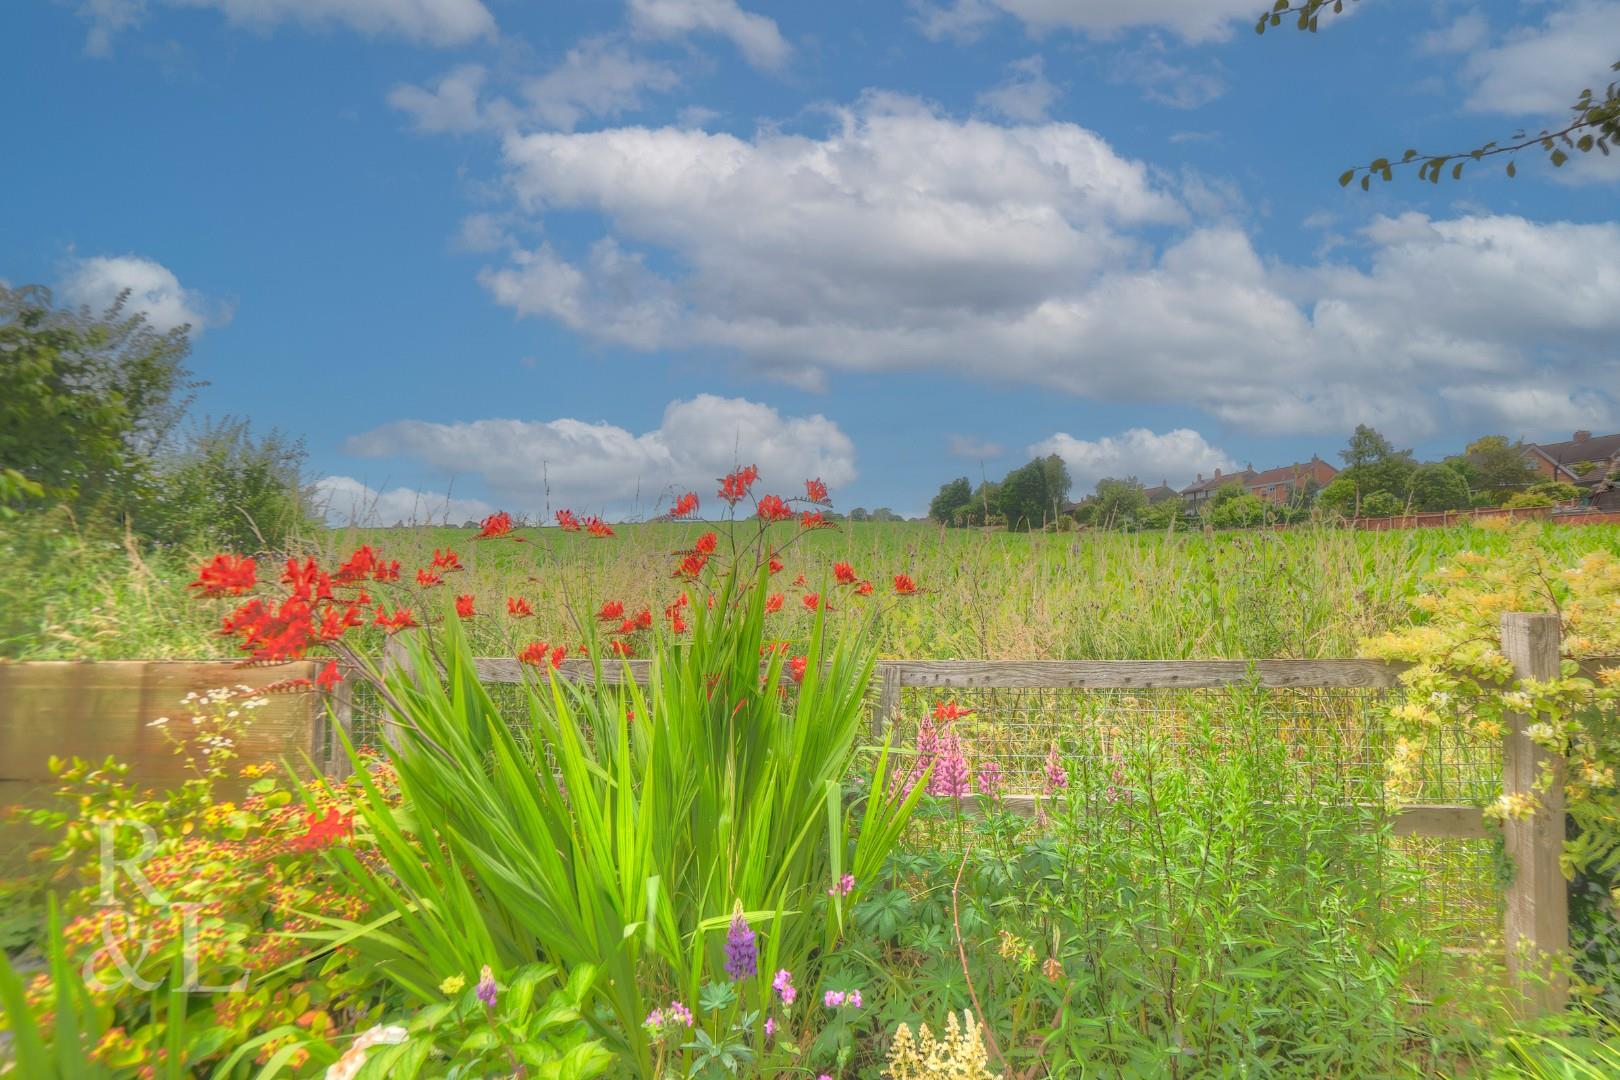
top-left (873, 664), bottom-right (901, 740)
top-left (379, 633), bottom-right (411, 753)
top-left (323, 671), bottom-right (354, 778)
top-left (1499, 612), bottom-right (1568, 1016)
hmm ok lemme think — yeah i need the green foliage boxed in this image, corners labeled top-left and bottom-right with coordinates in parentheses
top-left (1408, 463), bottom-right (1471, 512)
top-left (1209, 491), bottom-right (1269, 529)
top-left (928, 477), bottom-right (973, 525)
top-left (1359, 490), bottom-right (1405, 518)
top-left (0, 468), bottom-right (45, 519)
top-left (142, 417), bottom-right (318, 551)
top-left (0, 283), bottom-right (197, 518)
top-left (997, 456), bottom-right (1068, 532)
top-left (1090, 477), bottom-right (1147, 528)
top-left (1135, 496), bottom-right (1184, 530)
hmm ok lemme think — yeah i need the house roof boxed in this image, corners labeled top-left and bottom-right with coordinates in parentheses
top-left (1246, 460), bottom-right (1337, 488)
top-left (1142, 482), bottom-right (1178, 503)
top-left (1180, 469), bottom-right (1256, 496)
top-left (1531, 431), bottom-right (1620, 469)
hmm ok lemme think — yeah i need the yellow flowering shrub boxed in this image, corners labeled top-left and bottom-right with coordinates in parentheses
top-left (883, 1010), bottom-right (1002, 1080)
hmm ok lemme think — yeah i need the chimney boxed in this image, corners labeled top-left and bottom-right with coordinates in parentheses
top-left (1213, 468), bottom-right (1222, 479)
top-left (1574, 430), bottom-right (1591, 443)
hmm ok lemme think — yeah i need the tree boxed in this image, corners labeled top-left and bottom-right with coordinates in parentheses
top-left (848, 507), bottom-right (869, 522)
top-left (1408, 462), bottom-right (1471, 512)
top-left (1039, 454), bottom-right (1072, 521)
top-left (928, 477), bottom-right (973, 525)
top-left (1448, 435), bottom-right (1539, 504)
top-left (1137, 496), bottom-right (1185, 530)
top-left (1332, 425), bottom-right (1415, 514)
top-left (1258, 2), bottom-right (1619, 186)
top-left (143, 418), bottom-right (318, 551)
top-left (997, 459), bottom-right (1059, 531)
top-left (0, 283), bottom-right (198, 517)
top-left (1092, 477), bottom-right (1148, 528)
top-left (1339, 424), bottom-right (1397, 471)
top-left (1359, 491), bottom-right (1405, 518)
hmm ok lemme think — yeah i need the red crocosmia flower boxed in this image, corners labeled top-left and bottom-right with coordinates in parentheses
top-left (375, 607), bottom-right (418, 634)
top-left (416, 569), bottom-right (444, 588)
top-left (765, 593), bottom-right (785, 613)
top-left (608, 639), bottom-right (634, 657)
top-left (316, 604), bottom-right (363, 641)
top-left (189, 555), bottom-right (258, 597)
top-left (788, 655), bottom-right (808, 683)
top-left (507, 596), bottom-right (534, 618)
top-left (333, 546), bottom-right (378, 584)
top-left (694, 532), bottom-right (718, 555)
top-left (756, 495), bottom-right (792, 522)
top-left (676, 551), bottom-right (709, 577)
top-left (555, 509), bottom-right (581, 531)
top-left (893, 574), bottom-right (918, 596)
top-left (585, 515), bottom-right (615, 538)
top-left (769, 556), bottom-right (784, 574)
top-left (474, 511), bottom-right (514, 540)
top-left (799, 511), bottom-right (829, 530)
top-left (791, 573), bottom-right (807, 587)
top-left (315, 572), bottom-right (335, 602)
top-left (372, 560), bottom-right (401, 583)
top-left (933, 702), bottom-right (975, 722)
top-left (634, 608), bottom-right (653, 630)
top-left (802, 593), bottom-right (821, 611)
top-left (315, 661), bottom-right (343, 692)
top-left (760, 640), bottom-right (791, 655)
top-left (672, 491), bottom-right (700, 518)
top-left (455, 594), bottom-right (476, 618)
top-left (282, 557), bottom-right (320, 600)
top-left (597, 600), bottom-right (624, 621)
top-left (289, 807), bottom-right (354, 853)
top-left (430, 548), bottom-right (463, 571)
top-left (519, 641), bottom-right (562, 668)
top-left (804, 478), bottom-right (830, 504)
top-left (855, 580), bottom-right (874, 596)
top-left (833, 562), bottom-right (857, 585)
top-left (617, 617), bottom-right (637, 635)
top-left (718, 464), bottom-right (760, 505)
top-left (670, 613), bottom-right (689, 634)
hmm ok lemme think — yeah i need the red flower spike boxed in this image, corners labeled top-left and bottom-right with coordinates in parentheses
top-left (617, 617), bottom-right (637, 635)
top-left (416, 569), bottom-right (444, 588)
top-left (507, 596), bottom-right (534, 618)
top-left (375, 607), bottom-right (418, 634)
top-left (519, 641), bottom-right (559, 667)
top-left (833, 562), bottom-right (857, 585)
top-left (597, 600), bottom-right (624, 621)
top-left (551, 645), bottom-right (567, 668)
top-left (289, 808), bottom-right (354, 853)
top-left (555, 509), bottom-right (581, 531)
top-left (933, 702), bottom-right (975, 722)
top-left (788, 655), bottom-right (808, 683)
top-left (608, 639), bottom-right (634, 657)
top-left (804, 478), bottom-right (830, 504)
top-left (855, 580), bottom-right (874, 596)
top-left (672, 491), bottom-right (700, 518)
top-left (799, 511), bottom-right (829, 530)
top-left (893, 574), bottom-right (918, 596)
top-left (676, 551), bottom-right (710, 577)
top-left (694, 532), bottom-right (718, 555)
top-left (634, 608), bottom-right (653, 630)
top-left (334, 546), bottom-right (379, 584)
top-left (455, 594), bottom-right (476, 618)
top-left (718, 464), bottom-right (760, 505)
top-left (282, 557), bottom-right (320, 601)
top-left (791, 573), bottom-right (806, 587)
top-left (585, 515), bottom-right (615, 538)
top-left (769, 556), bottom-right (784, 574)
top-left (756, 495), bottom-right (792, 522)
top-left (372, 560), bottom-right (401, 583)
top-left (802, 593), bottom-right (821, 611)
top-left (315, 661), bottom-right (342, 692)
top-left (765, 593), bottom-right (784, 613)
top-left (189, 555), bottom-right (258, 597)
top-left (474, 512), bottom-right (514, 540)
top-left (430, 548), bottom-right (463, 571)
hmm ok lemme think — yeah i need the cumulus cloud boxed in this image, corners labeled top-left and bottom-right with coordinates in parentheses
top-left (912, 0), bottom-right (1261, 44)
top-left (59, 255), bottom-right (225, 335)
top-left (948, 435), bottom-right (1005, 460)
top-left (977, 56), bottom-right (1060, 121)
top-left (314, 476), bottom-right (497, 527)
top-left (74, 0), bottom-right (495, 53)
top-left (1030, 428), bottom-right (1236, 492)
top-left (627, 0), bottom-right (790, 70)
top-left (1462, 1), bottom-right (1620, 114)
top-left (341, 394), bottom-right (857, 516)
top-left (468, 94), bottom-right (1620, 439)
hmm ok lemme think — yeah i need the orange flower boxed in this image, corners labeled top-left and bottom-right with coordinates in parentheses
top-left (519, 641), bottom-right (562, 668)
top-left (765, 593), bottom-right (785, 613)
top-left (455, 594), bottom-right (476, 618)
top-left (855, 580), bottom-right (874, 596)
top-left (802, 593), bottom-right (821, 611)
top-left (804, 478), bottom-right (830, 504)
top-left (833, 561), bottom-right (857, 585)
top-left (756, 495), bottom-right (792, 522)
top-left (597, 600), bottom-right (625, 620)
top-left (189, 554), bottom-right (257, 597)
top-left (718, 464), bottom-right (760, 505)
top-left (694, 532), bottom-right (718, 555)
top-left (555, 508), bottom-right (581, 531)
top-left (430, 548), bottom-right (463, 570)
top-left (893, 574), bottom-right (917, 595)
top-left (585, 515), bottom-right (615, 538)
top-left (788, 655), bottom-right (808, 683)
top-left (416, 569), bottom-right (444, 587)
top-left (474, 511), bottom-right (514, 540)
top-left (507, 596), bottom-right (534, 618)
top-left (315, 661), bottom-right (342, 692)
top-left (672, 491), bottom-right (700, 518)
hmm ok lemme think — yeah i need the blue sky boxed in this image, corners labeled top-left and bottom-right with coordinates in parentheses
top-left (5, 0), bottom-right (1619, 520)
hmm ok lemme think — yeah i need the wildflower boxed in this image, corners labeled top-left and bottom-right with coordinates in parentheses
top-left (792, 572), bottom-right (807, 587)
top-left (374, 607), bottom-right (418, 634)
top-left (718, 464), bottom-right (760, 504)
top-left (315, 661), bottom-right (342, 692)
top-left (189, 555), bottom-right (257, 597)
top-left (757, 494), bottom-right (793, 522)
top-left (677, 551), bottom-right (710, 577)
top-left (585, 515), bottom-right (615, 538)
top-left (555, 508), bottom-right (581, 531)
top-left (1043, 746), bottom-right (1069, 794)
top-left (788, 655), bottom-right (809, 683)
top-left (855, 580), bottom-right (873, 595)
top-left (609, 639), bottom-right (634, 657)
top-left (672, 491), bottom-right (700, 518)
top-left (928, 729), bottom-right (971, 801)
top-left (765, 593), bottom-right (785, 613)
top-left (289, 808), bottom-right (354, 852)
top-left (893, 573), bottom-right (917, 595)
top-left (507, 596), bottom-right (534, 618)
top-left (772, 969), bottom-right (797, 1006)
top-left (597, 600), bottom-right (624, 620)
top-left (694, 531), bottom-right (718, 554)
top-left (635, 607), bottom-right (653, 630)
top-left (827, 873), bottom-right (854, 898)
top-left (476, 965), bottom-right (497, 1008)
top-left (805, 477), bottom-right (830, 504)
top-left (474, 511), bottom-right (514, 540)
top-left (765, 1016), bottom-right (777, 1039)
top-left (803, 593), bottom-right (821, 611)
top-left (333, 545), bottom-right (378, 583)
top-left (976, 760), bottom-right (1003, 800)
top-left (1042, 956), bottom-right (1063, 982)
top-left (833, 561), bottom-right (857, 585)
top-left (439, 974), bottom-right (465, 995)
top-left (430, 548), bottom-right (462, 570)
top-left (769, 555), bottom-right (784, 574)
top-left (725, 908), bottom-right (758, 980)
top-left (372, 559), bottom-right (401, 582)
top-left (282, 556), bottom-right (320, 600)
top-left (455, 594), bottom-right (475, 618)
top-left (416, 569), bottom-right (443, 587)
top-left (934, 701), bottom-right (974, 722)
top-left (824, 990), bottom-right (846, 1008)
top-left (644, 1008), bottom-right (664, 1030)
top-left (519, 642), bottom-right (561, 668)
top-left (848, 989), bottom-right (863, 1009)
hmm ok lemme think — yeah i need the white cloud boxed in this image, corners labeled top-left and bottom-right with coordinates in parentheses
top-left (1419, 11), bottom-right (1489, 56)
top-left (1462, 1), bottom-right (1620, 114)
top-left (468, 95), bottom-right (1618, 440)
top-left (59, 255), bottom-right (225, 335)
top-left (341, 394), bottom-right (857, 515)
top-left (948, 435), bottom-right (1005, 459)
top-left (1110, 40), bottom-right (1227, 109)
top-left (314, 475), bottom-right (497, 527)
top-left (627, 0), bottom-right (790, 70)
top-left (389, 63), bottom-right (492, 133)
top-left (913, 0), bottom-right (1261, 44)
top-left (1030, 428), bottom-right (1236, 492)
top-left (76, 0), bottom-right (495, 52)
top-left (977, 55), bottom-right (1060, 122)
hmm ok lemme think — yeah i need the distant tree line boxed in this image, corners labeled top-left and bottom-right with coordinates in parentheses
top-left (0, 282), bottom-right (317, 552)
top-left (926, 423), bottom-right (1592, 532)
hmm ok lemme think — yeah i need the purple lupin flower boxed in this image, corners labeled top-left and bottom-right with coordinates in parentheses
top-left (725, 908), bottom-right (757, 980)
top-left (827, 874), bottom-right (854, 899)
top-left (896, 716), bottom-right (941, 797)
top-left (976, 759), bottom-right (1003, 801)
top-left (1043, 746), bottom-right (1069, 795)
top-left (475, 965), bottom-right (498, 1008)
top-left (928, 729), bottom-right (970, 801)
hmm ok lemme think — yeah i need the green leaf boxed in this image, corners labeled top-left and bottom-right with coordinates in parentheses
top-left (1506, 160), bottom-right (1517, 177)
top-left (1338, 169), bottom-right (1355, 187)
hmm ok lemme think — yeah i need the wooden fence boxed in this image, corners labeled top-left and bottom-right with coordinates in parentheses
top-left (0, 615), bottom-right (1586, 1014)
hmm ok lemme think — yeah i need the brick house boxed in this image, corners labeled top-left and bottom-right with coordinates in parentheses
top-left (1524, 430), bottom-right (1620, 487)
top-left (1244, 456), bottom-right (1339, 506)
top-left (1142, 480), bottom-right (1180, 505)
top-left (1179, 466), bottom-right (1256, 512)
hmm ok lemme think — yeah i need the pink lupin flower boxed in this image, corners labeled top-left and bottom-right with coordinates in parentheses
top-left (928, 728), bottom-right (970, 801)
top-left (1043, 745), bottom-right (1069, 795)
